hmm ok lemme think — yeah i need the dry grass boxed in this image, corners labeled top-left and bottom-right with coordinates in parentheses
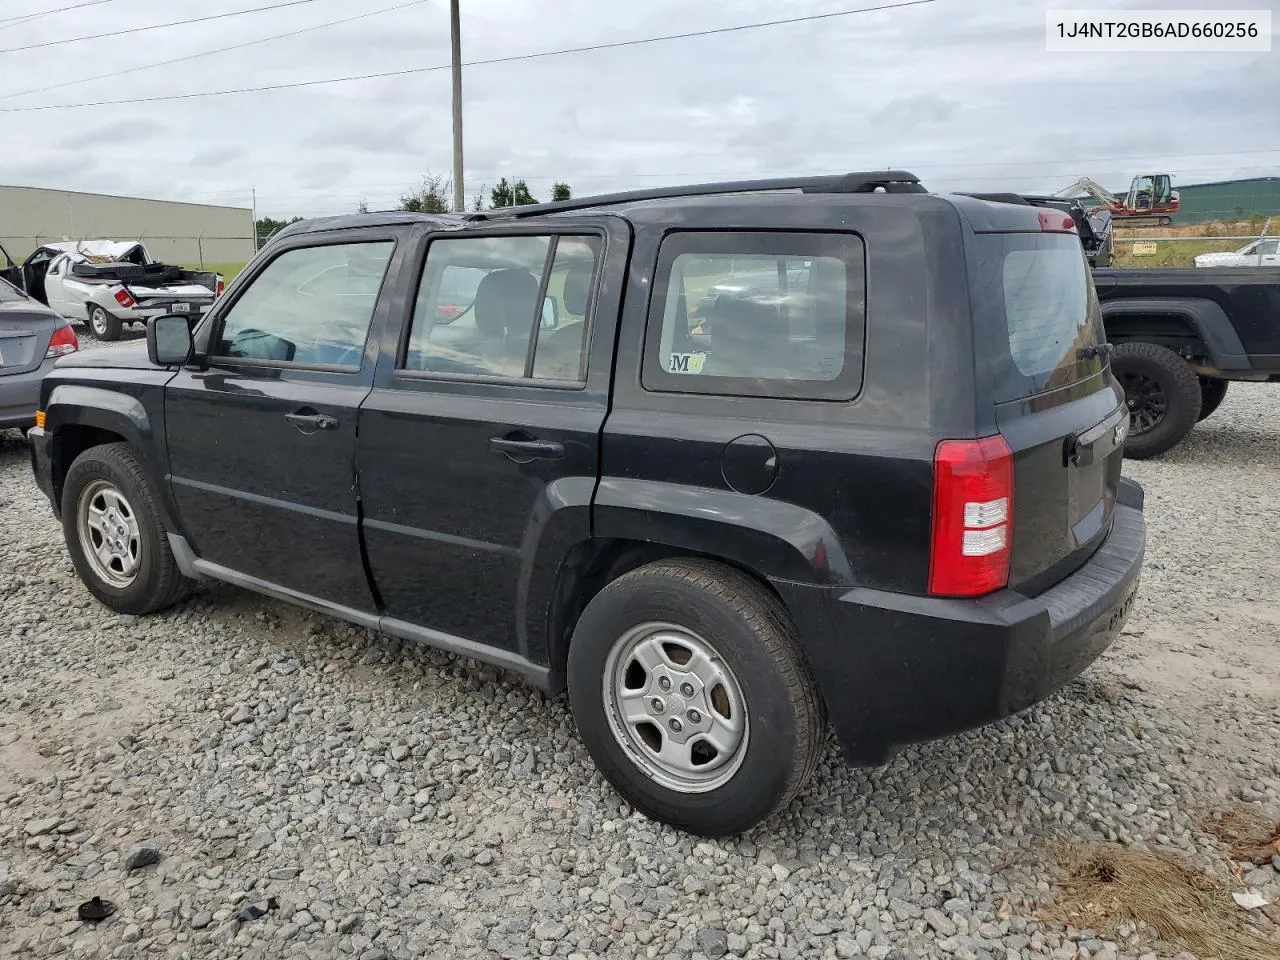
top-left (1204, 808), bottom-right (1280, 866)
top-left (1042, 841), bottom-right (1280, 960)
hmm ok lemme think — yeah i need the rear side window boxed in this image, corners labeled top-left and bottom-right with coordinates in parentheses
top-left (401, 234), bottom-right (599, 383)
top-left (970, 233), bottom-right (1106, 401)
top-left (642, 231), bottom-right (866, 400)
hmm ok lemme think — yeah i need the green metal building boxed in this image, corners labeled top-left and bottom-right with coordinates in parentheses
top-left (1171, 177), bottom-right (1280, 225)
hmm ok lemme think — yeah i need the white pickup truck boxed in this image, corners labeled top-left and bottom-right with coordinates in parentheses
top-left (0, 240), bottom-right (223, 341)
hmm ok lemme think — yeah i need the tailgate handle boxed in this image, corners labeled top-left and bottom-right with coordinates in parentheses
top-left (1065, 407), bottom-right (1128, 467)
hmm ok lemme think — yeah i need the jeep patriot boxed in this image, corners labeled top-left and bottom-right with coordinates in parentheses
top-left (29, 172), bottom-right (1146, 836)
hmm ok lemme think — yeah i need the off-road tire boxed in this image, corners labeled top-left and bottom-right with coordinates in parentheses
top-left (1112, 341), bottom-right (1201, 460)
top-left (62, 442), bottom-right (192, 615)
top-left (87, 304), bottom-right (122, 341)
top-left (1197, 377), bottom-right (1228, 422)
top-left (567, 558), bottom-right (825, 837)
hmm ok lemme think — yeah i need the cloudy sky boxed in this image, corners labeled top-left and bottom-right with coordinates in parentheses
top-left (1, 0), bottom-right (1276, 219)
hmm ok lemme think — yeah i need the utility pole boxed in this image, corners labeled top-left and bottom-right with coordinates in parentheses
top-left (251, 187), bottom-right (258, 249)
top-left (450, 0), bottom-right (464, 213)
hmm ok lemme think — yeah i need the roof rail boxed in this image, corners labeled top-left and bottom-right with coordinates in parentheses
top-left (465, 170), bottom-right (925, 221)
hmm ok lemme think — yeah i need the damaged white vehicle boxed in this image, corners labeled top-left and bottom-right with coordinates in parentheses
top-left (0, 240), bottom-right (223, 341)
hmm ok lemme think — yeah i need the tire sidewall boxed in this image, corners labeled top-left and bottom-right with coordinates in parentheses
top-left (1113, 344), bottom-right (1200, 459)
top-left (89, 306), bottom-right (120, 341)
top-left (62, 450), bottom-right (165, 612)
top-left (567, 573), bottom-right (805, 836)
top-left (1197, 377), bottom-right (1228, 422)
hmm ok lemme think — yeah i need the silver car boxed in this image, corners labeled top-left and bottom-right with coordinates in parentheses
top-left (0, 277), bottom-right (79, 432)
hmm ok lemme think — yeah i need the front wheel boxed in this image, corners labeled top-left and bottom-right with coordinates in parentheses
top-left (1111, 342), bottom-right (1201, 460)
top-left (62, 442), bottom-right (192, 614)
top-left (567, 559), bottom-right (824, 837)
top-left (87, 304), bottom-right (122, 341)
top-left (1197, 378), bottom-right (1228, 422)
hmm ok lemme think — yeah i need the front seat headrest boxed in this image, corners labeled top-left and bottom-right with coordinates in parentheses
top-left (473, 268), bottom-right (538, 340)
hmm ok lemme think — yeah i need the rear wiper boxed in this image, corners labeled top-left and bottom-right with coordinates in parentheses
top-left (1077, 343), bottom-right (1113, 360)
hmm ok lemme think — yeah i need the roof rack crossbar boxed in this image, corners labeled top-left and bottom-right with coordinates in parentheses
top-left (465, 170), bottom-right (925, 221)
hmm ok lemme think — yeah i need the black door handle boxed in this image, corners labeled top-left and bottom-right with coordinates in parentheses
top-left (489, 436), bottom-right (565, 461)
top-left (285, 411), bottom-right (338, 432)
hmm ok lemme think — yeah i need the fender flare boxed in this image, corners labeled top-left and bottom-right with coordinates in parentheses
top-left (43, 384), bottom-right (175, 527)
top-left (1100, 297), bottom-right (1250, 370)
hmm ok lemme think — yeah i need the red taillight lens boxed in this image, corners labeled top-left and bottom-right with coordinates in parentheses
top-left (114, 288), bottom-right (136, 308)
top-left (1038, 210), bottom-right (1077, 233)
top-left (929, 435), bottom-right (1013, 597)
top-left (215, 277), bottom-right (225, 297)
top-left (45, 324), bottom-right (79, 358)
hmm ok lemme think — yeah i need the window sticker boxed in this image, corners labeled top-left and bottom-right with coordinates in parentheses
top-left (668, 352), bottom-right (707, 374)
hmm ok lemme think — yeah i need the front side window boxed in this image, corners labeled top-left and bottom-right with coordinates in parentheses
top-left (643, 231), bottom-right (866, 400)
top-left (214, 241), bottom-right (394, 368)
top-left (402, 234), bottom-right (599, 382)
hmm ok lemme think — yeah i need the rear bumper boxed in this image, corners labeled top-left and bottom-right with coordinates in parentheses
top-left (777, 479), bottom-right (1146, 765)
top-left (0, 357), bottom-right (56, 429)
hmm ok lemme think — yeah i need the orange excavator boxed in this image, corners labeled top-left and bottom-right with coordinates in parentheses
top-left (1054, 173), bottom-right (1180, 227)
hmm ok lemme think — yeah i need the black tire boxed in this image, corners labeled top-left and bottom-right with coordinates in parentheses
top-left (61, 442), bottom-right (192, 615)
top-left (1111, 342), bottom-right (1201, 460)
top-left (1197, 377), bottom-right (1228, 422)
top-left (567, 559), bottom-right (824, 837)
top-left (87, 304), bottom-right (122, 341)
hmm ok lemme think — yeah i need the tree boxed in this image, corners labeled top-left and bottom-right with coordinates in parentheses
top-left (357, 199), bottom-right (369, 214)
top-left (399, 173), bottom-right (451, 214)
top-left (255, 216), bottom-right (302, 245)
top-left (551, 182), bottom-right (572, 202)
top-left (491, 177), bottom-right (537, 208)
top-left (471, 184), bottom-right (487, 212)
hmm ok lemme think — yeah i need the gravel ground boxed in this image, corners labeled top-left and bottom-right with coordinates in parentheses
top-left (2, 333), bottom-right (1278, 960)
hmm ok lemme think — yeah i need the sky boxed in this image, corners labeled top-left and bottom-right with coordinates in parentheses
top-left (0, 0), bottom-right (1277, 220)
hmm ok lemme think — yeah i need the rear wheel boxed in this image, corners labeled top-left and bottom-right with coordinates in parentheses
top-left (62, 442), bottom-right (192, 614)
top-left (87, 304), bottom-right (122, 341)
top-left (1112, 341), bottom-right (1201, 460)
top-left (1197, 377), bottom-right (1228, 422)
top-left (567, 559), bottom-right (824, 837)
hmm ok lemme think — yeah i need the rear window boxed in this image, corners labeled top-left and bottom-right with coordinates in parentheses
top-left (0, 279), bottom-right (24, 303)
top-left (642, 231), bottom-right (866, 400)
top-left (970, 233), bottom-right (1106, 401)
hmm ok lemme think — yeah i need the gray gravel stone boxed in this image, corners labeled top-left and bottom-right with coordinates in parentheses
top-left (125, 845), bottom-right (162, 870)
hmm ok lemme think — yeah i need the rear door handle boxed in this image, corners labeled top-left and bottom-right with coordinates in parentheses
top-left (285, 411), bottom-right (338, 432)
top-left (489, 436), bottom-right (565, 461)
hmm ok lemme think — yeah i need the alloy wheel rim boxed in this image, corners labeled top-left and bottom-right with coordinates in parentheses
top-left (1120, 370), bottom-right (1166, 435)
top-left (602, 621), bottom-right (749, 794)
top-left (76, 480), bottom-right (142, 588)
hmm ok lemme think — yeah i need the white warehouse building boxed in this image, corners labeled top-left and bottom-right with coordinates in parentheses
top-left (0, 185), bottom-right (255, 267)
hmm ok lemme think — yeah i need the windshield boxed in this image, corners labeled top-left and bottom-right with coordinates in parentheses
top-left (970, 232), bottom-right (1106, 401)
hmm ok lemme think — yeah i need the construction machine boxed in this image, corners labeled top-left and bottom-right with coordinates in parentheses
top-left (1054, 173), bottom-right (1180, 227)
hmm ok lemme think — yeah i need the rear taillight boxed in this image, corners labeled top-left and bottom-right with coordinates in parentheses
top-left (1038, 210), bottom-right (1077, 233)
top-left (928, 435), bottom-right (1013, 597)
top-left (114, 288), bottom-right (136, 308)
top-left (46, 324), bottom-right (79, 358)
top-left (215, 276), bottom-right (225, 297)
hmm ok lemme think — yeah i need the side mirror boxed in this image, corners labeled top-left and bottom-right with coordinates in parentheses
top-left (147, 314), bottom-right (194, 366)
top-left (541, 296), bottom-right (558, 329)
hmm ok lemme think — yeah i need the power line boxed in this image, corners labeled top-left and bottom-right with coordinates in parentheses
top-left (6, 0), bottom-right (431, 99)
top-left (0, 0), bottom-right (936, 111)
top-left (0, 0), bottom-right (119, 30)
top-left (0, 0), bottom-right (327, 54)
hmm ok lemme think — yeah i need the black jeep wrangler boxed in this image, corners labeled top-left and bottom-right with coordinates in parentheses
top-left (28, 172), bottom-right (1146, 836)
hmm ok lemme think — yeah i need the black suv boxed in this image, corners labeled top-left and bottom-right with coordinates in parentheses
top-left (28, 172), bottom-right (1146, 836)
